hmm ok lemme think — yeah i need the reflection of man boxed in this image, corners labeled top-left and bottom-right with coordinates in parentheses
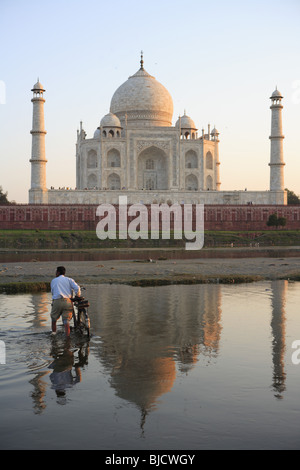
top-left (50, 266), bottom-right (81, 337)
top-left (48, 348), bottom-right (82, 405)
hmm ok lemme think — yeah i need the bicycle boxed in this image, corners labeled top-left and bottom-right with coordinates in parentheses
top-left (71, 291), bottom-right (91, 338)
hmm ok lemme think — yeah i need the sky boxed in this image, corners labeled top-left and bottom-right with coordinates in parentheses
top-left (0, 0), bottom-right (300, 203)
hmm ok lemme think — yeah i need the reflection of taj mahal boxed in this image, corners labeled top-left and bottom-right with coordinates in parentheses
top-left (27, 282), bottom-right (288, 417)
top-left (29, 53), bottom-right (287, 206)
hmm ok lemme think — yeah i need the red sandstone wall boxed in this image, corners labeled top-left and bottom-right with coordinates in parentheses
top-left (0, 204), bottom-right (300, 231)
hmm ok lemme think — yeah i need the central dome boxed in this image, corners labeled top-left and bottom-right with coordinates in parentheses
top-left (110, 63), bottom-right (173, 128)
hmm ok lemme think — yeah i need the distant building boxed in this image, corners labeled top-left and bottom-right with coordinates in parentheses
top-left (29, 54), bottom-right (286, 205)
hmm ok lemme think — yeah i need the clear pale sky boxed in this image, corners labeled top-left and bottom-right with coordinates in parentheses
top-left (0, 0), bottom-right (299, 203)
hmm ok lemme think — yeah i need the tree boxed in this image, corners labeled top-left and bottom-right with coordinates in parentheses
top-left (277, 217), bottom-right (287, 228)
top-left (267, 213), bottom-right (278, 228)
top-left (286, 188), bottom-right (300, 205)
top-left (267, 213), bottom-right (287, 229)
top-left (0, 186), bottom-right (11, 205)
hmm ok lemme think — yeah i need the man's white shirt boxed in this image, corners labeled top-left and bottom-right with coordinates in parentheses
top-left (51, 275), bottom-right (81, 300)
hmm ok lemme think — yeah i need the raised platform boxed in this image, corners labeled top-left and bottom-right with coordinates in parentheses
top-left (29, 188), bottom-right (287, 205)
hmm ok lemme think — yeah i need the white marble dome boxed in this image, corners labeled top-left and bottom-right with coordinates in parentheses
top-left (100, 112), bottom-right (121, 128)
top-left (110, 66), bottom-right (173, 127)
top-left (176, 113), bottom-right (197, 129)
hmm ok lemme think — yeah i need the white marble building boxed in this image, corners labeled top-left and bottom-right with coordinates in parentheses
top-left (29, 55), bottom-right (287, 205)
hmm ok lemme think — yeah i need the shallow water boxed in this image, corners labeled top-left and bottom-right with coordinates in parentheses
top-left (0, 251), bottom-right (122, 263)
top-left (1, 280), bottom-right (300, 450)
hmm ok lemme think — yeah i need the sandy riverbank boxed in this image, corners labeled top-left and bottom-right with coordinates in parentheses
top-left (1, 255), bottom-right (300, 292)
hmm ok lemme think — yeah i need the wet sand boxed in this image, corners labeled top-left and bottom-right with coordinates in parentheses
top-left (1, 253), bottom-right (300, 289)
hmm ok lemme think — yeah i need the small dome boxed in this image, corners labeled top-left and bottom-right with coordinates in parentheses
top-left (31, 80), bottom-right (45, 92)
top-left (211, 127), bottom-right (219, 135)
top-left (94, 127), bottom-right (101, 138)
top-left (100, 112), bottom-right (121, 128)
top-left (176, 113), bottom-right (197, 129)
top-left (271, 88), bottom-right (283, 99)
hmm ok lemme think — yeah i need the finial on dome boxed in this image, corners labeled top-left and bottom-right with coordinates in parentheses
top-left (140, 50), bottom-right (144, 70)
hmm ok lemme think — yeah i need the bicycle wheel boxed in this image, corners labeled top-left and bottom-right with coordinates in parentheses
top-left (77, 308), bottom-right (90, 337)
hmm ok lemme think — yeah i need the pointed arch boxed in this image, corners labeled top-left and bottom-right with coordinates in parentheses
top-left (138, 146), bottom-right (168, 190)
top-left (185, 174), bottom-right (198, 191)
top-left (185, 150), bottom-right (198, 169)
top-left (206, 151), bottom-right (213, 170)
top-left (206, 175), bottom-right (213, 190)
top-left (87, 173), bottom-right (97, 189)
top-left (108, 173), bottom-right (121, 190)
top-left (107, 148), bottom-right (121, 168)
top-left (87, 149), bottom-right (97, 168)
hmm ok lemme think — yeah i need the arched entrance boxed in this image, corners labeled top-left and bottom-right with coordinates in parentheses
top-left (138, 146), bottom-right (168, 190)
top-left (206, 175), bottom-right (213, 190)
top-left (87, 173), bottom-right (97, 189)
top-left (108, 173), bottom-right (121, 190)
top-left (185, 174), bottom-right (198, 190)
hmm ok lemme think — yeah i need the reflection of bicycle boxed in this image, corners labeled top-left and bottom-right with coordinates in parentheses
top-left (71, 293), bottom-right (90, 338)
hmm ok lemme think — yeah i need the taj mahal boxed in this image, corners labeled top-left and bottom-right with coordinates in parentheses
top-left (29, 53), bottom-right (287, 206)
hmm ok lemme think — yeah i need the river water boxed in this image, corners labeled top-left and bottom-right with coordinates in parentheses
top-left (1, 280), bottom-right (300, 450)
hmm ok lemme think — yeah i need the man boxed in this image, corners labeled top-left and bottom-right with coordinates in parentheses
top-left (50, 266), bottom-right (81, 337)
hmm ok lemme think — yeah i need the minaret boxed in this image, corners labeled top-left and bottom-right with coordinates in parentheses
top-left (211, 127), bottom-right (221, 191)
top-left (29, 80), bottom-right (48, 204)
top-left (269, 88), bottom-right (285, 192)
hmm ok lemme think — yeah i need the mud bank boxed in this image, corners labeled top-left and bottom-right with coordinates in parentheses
top-left (1, 256), bottom-right (300, 293)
